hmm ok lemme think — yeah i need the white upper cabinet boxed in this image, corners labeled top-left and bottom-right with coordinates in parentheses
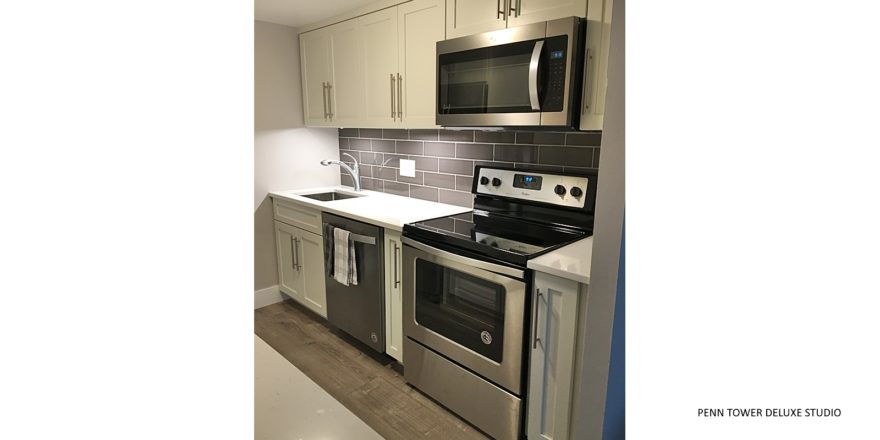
top-left (360, 8), bottom-right (400, 128)
top-left (508, 0), bottom-right (588, 28)
top-left (447, 0), bottom-right (587, 39)
top-left (328, 19), bottom-right (365, 127)
top-left (398, 0), bottom-right (445, 128)
top-left (299, 0), bottom-right (444, 129)
top-left (300, 28), bottom-right (333, 126)
top-left (446, 0), bottom-right (507, 39)
top-left (579, 0), bottom-right (613, 130)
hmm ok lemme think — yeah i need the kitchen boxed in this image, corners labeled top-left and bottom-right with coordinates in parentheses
top-left (254, 1), bottom-right (624, 439)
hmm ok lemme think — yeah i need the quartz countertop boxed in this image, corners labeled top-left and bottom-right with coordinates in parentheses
top-left (269, 186), bottom-right (472, 231)
top-left (527, 236), bottom-right (593, 285)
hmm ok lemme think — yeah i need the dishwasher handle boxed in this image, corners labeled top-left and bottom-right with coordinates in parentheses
top-left (324, 223), bottom-right (377, 245)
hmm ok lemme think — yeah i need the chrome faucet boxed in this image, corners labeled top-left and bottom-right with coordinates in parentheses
top-left (320, 152), bottom-right (361, 191)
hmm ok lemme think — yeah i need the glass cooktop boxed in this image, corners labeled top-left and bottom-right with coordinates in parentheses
top-left (404, 210), bottom-right (587, 267)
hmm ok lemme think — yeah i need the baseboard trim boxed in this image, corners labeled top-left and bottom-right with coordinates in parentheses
top-left (255, 285), bottom-right (284, 309)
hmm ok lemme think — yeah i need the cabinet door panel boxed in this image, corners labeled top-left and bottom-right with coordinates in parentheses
top-left (398, 0), bottom-right (444, 128)
top-left (580, 0), bottom-right (613, 130)
top-left (300, 29), bottom-right (333, 127)
top-left (299, 230), bottom-right (328, 318)
top-left (507, 0), bottom-right (587, 28)
top-left (329, 20), bottom-right (364, 127)
top-left (527, 272), bottom-right (580, 440)
top-left (274, 221), bottom-right (304, 301)
top-left (384, 230), bottom-right (403, 362)
top-left (446, 0), bottom-right (507, 39)
top-left (360, 8), bottom-right (399, 128)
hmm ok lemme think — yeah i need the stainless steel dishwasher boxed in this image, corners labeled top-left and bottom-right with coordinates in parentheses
top-left (322, 212), bottom-right (385, 353)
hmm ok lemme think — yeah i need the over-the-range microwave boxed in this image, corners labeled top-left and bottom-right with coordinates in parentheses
top-left (436, 17), bottom-right (585, 129)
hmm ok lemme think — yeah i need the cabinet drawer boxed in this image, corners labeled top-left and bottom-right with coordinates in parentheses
top-left (272, 198), bottom-right (322, 235)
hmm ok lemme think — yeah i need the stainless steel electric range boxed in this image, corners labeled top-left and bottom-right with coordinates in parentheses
top-left (401, 165), bottom-right (598, 440)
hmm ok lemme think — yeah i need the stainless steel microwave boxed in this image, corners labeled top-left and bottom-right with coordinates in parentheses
top-left (436, 17), bottom-right (584, 128)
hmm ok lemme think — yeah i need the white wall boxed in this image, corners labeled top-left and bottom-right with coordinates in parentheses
top-left (255, 20), bottom-right (339, 290)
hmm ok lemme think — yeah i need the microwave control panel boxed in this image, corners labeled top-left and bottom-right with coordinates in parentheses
top-left (542, 35), bottom-right (569, 112)
top-left (475, 167), bottom-right (589, 209)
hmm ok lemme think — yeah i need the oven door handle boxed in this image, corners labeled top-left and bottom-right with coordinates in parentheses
top-left (528, 40), bottom-right (544, 111)
top-left (402, 236), bottom-right (524, 279)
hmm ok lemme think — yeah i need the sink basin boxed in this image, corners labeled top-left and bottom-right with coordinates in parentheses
top-left (300, 191), bottom-right (364, 202)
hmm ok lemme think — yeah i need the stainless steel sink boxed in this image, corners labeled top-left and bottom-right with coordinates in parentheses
top-left (300, 191), bottom-right (363, 202)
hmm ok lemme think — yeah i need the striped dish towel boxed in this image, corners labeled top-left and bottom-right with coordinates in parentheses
top-left (332, 227), bottom-right (358, 286)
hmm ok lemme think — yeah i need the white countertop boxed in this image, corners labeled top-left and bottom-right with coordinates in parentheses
top-left (527, 236), bottom-right (593, 285)
top-left (269, 186), bottom-right (472, 231)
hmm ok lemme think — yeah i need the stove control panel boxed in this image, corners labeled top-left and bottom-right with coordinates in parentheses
top-left (475, 167), bottom-right (590, 209)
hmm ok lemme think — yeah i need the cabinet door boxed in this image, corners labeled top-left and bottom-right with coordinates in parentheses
top-left (383, 230), bottom-right (404, 362)
top-left (274, 221), bottom-right (304, 302)
top-left (579, 0), bottom-right (613, 130)
top-left (507, 0), bottom-right (587, 28)
top-left (300, 29), bottom-right (333, 127)
top-left (329, 19), bottom-right (365, 127)
top-left (527, 272), bottom-right (581, 440)
top-left (359, 8), bottom-right (399, 128)
top-left (298, 229), bottom-right (328, 318)
top-left (446, 0), bottom-right (508, 39)
top-left (398, 0), bottom-right (444, 129)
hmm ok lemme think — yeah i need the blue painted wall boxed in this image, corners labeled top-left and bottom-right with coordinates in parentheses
top-left (602, 225), bottom-right (625, 440)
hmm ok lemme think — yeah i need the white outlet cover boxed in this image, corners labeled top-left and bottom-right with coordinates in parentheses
top-left (399, 159), bottom-right (416, 177)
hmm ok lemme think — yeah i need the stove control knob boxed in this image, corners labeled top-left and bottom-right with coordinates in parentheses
top-left (479, 176), bottom-right (489, 185)
top-left (570, 186), bottom-right (583, 198)
top-left (492, 177), bottom-right (502, 187)
top-left (554, 184), bottom-right (567, 196)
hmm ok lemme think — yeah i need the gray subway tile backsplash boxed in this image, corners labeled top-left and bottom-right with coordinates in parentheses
top-left (494, 144), bottom-right (538, 163)
top-left (424, 141), bottom-right (455, 157)
top-left (423, 172), bottom-right (456, 190)
top-left (439, 130), bottom-right (475, 142)
top-left (455, 143), bottom-right (493, 160)
top-left (370, 139), bottom-right (395, 153)
top-left (396, 140), bottom-right (424, 155)
top-left (336, 128), bottom-right (600, 204)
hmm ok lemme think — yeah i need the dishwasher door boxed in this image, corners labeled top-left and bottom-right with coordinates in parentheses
top-left (322, 212), bottom-right (385, 353)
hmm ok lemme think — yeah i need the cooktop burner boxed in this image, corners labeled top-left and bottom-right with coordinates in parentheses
top-left (404, 210), bottom-right (587, 267)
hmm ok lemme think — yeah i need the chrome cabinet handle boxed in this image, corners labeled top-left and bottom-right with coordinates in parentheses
top-left (393, 241), bottom-right (400, 288)
top-left (532, 289), bottom-right (544, 349)
top-left (508, 0), bottom-right (517, 17)
top-left (528, 40), bottom-right (544, 110)
top-left (321, 82), bottom-right (328, 119)
top-left (497, 0), bottom-right (503, 19)
top-left (326, 83), bottom-right (333, 119)
top-left (290, 236), bottom-right (300, 272)
top-left (397, 73), bottom-right (403, 119)
top-left (390, 74), bottom-right (396, 120)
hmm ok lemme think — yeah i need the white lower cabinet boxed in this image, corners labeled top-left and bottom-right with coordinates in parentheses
top-left (384, 229), bottom-right (404, 362)
top-left (527, 271), bottom-right (581, 440)
top-left (274, 220), bottom-right (327, 318)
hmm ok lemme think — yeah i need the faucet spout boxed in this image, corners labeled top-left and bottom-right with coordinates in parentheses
top-left (320, 153), bottom-right (361, 191)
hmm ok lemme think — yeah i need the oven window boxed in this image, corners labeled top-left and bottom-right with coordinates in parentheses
top-left (438, 40), bottom-right (543, 114)
top-left (415, 259), bottom-right (505, 362)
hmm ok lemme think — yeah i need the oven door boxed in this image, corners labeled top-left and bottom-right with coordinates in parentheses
top-left (402, 237), bottom-right (527, 395)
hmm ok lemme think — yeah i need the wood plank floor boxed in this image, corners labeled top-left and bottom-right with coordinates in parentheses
top-left (255, 300), bottom-right (490, 440)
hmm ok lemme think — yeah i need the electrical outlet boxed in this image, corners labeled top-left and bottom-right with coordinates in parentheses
top-left (400, 159), bottom-right (416, 177)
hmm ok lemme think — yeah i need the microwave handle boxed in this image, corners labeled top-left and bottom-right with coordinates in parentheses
top-left (528, 40), bottom-right (544, 111)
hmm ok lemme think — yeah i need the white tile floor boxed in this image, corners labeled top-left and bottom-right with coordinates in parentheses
top-left (255, 335), bottom-right (384, 440)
